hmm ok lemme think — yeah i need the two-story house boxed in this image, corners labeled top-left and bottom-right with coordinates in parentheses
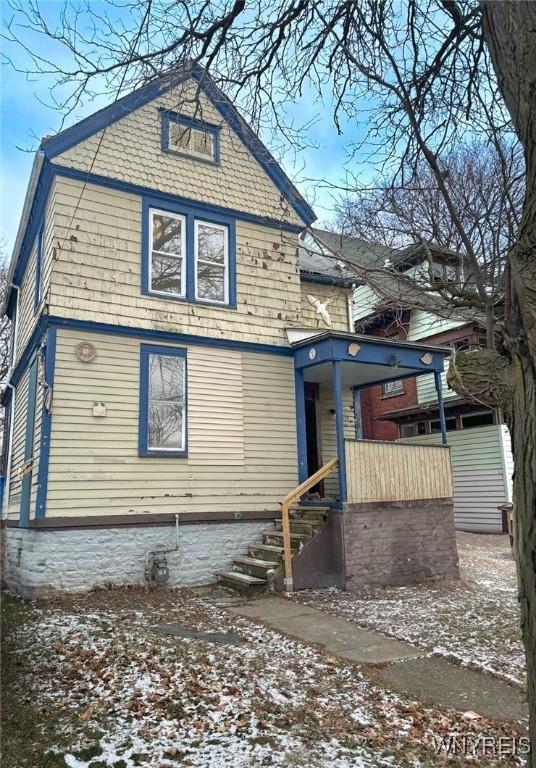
top-left (1, 66), bottom-right (458, 597)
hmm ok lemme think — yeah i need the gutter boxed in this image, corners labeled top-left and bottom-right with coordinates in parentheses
top-left (2, 151), bottom-right (45, 316)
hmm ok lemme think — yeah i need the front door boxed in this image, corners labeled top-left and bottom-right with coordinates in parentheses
top-left (304, 383), bottom-right (324, 495)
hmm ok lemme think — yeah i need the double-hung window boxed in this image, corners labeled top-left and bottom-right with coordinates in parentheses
top-left (143, 199), bottom-right (236, 308)
top-left (139, 345), bottom-right (187, 457)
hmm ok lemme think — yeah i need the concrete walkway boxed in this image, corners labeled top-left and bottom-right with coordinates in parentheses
top-left (229, 597), bottom-right (528, 722)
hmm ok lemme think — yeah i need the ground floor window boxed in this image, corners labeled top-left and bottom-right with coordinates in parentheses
top-left (139, 344), bottom-right (187, 457)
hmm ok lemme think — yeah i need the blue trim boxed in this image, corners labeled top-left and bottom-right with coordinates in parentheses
top-left (39, 65), bottom-right (314, 225)
top-left (161, 110), bottom-right (220, 165)
top-left (139, 344), bottom-right (188, 457)
top-left (47, 316), bottom-right (294, 358)
top-left (191, 67), bottom-right (316, 226)
top-left (34, 222), bottom-right (44, 311)
top-left (300, 272), bottom-right (356, 288)
top-left (353, 387), bottom-right (363, 440)
top-left (40, 71), bottom-right (192, 160)
top-left (4, 315), bottom-right (48, 395)
top-left (52, 163), bottom-right (304, 234)
top-left (294, 336), bottom-right (447, 373)
top-left (19, 355), bottom-right (39, 527)
top-left (35, 327), bottom-right (56, 519)
top-left (294, 367), bottom-right (308, 484)
top-left (434, 370), bottom-right (448, 445)
top-left (141, 195), bottom-right (237, 308)
top-left (332, 361), bottom-right (347, 502)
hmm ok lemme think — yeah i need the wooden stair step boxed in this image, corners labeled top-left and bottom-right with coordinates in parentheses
top-left (216, 570), bottom-right (266, 586)
top-left (233, 555), bottom-right (279, 569)
top-left (261, 529), bottom-right (307, 540)
top-left (248, 543), bottom-right (284, 560)
top-left (275, 519), bottom-right (317, 533)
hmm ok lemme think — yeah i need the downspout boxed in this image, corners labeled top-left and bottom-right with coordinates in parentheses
top-left (2, 284), bottom-right (21, 519)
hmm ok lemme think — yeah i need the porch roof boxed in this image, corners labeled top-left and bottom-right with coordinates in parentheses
top-left (291, 331), bottom-right (450, 388)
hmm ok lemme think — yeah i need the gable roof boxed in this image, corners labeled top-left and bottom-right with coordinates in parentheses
top-left (40, 63), bottom-right (315, 227)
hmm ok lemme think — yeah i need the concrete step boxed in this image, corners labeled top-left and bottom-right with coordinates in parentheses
top-left (216, 570), bottom-right (267, 592)
top-left (248, 543), bottom-right (284, 561)
top-left (233, 555), bottom-right (279, 579)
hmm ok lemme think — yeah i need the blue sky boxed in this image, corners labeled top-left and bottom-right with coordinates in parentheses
top-left (0, 2), bottom-right (376, 258)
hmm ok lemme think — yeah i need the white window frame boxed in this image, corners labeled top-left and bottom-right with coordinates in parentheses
top-left (147, 352), bottom-right (186, 454)
top-left (383, 379), bottom-right (404, 395)
top-left (149, 208), bottom-right (187, 299)
top-left (169, 122), bottom-right (216, 162)
top-left (194, 219), bottom-right (229, 305)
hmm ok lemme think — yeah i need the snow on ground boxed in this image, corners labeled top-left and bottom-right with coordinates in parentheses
top-left (294, 533), bottom-right (525, 686)
top-left (4, 585), bottom-right (526, 768)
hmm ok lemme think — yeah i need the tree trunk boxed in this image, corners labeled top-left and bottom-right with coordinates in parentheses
top-left (481, 2), bottom-right (536, 759)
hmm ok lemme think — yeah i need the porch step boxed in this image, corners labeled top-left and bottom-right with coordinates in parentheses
top-left (262, 529), bottom-right (307, 548)
top-left (274, 519), bottom-right (318, 535)
top-left (289, 506), bottom-right (330, 521)
top-left (216, 570), bottom-right (267, 591)
top-left (233, 555), bottom-right (279, 579)
top-left (247, 543), bottom-right (284, 561)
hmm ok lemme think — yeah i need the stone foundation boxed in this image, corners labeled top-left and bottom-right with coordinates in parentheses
top-left (2, 520), bottom-right (268, 599)
top-left (343, 498), bottom-right (459, 587)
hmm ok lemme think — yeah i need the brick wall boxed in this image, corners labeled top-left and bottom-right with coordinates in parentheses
top-left (343, 498), bottom-right (459, 587)
top-left (360, 318), bottom-right (418, 440)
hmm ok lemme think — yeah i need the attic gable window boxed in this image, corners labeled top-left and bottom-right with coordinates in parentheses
top-left (161, 111), bottom-right (220, 164)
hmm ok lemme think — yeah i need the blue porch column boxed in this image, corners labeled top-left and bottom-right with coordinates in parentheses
top-left (434, 370), bottom-right (448, 445)
top-left (294, 367), bottom-right (308, 483)
top-left (333, 361), bottom-right (347, 502)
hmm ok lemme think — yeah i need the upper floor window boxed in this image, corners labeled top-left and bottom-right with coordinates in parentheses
top-left (383, 379), bottom-right (404, 396)
top-left (142, 198), bottom-right (236, 308)
top-left (161, 111), bottom-right (220, 165)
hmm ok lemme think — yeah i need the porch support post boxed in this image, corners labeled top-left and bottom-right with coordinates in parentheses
top-left (352, 386), bottom-right (363, 440)
top-left (333, 361), bottom-right (347, 502)
top-left (294, 367), bottom-right (308, 483)
top-left (434, 370), bottom-right (448, 445)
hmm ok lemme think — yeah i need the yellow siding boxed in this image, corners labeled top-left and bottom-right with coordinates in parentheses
top-left (48, 177), bottom-right (304, 345)
top-left (300, 281), bottom-right (351, 332)
top-left (54, 79), bottom-right (303, 227)
top-left (8, 366), bottom-right (29, 507)
top-left (46, 328), bottom-right (298, 516)
top-left (318, 383), bottom-right (355, 497)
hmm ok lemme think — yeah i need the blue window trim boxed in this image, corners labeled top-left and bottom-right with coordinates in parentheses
top-left (34, 223), bottom-right (44, 311)
top-left (35, 327), bottom-right (56, 519)
top-left (139, 343), bottom-right (188, 458)
top-left (161, 110), bottom-right (220, 166)
top-left (141, 196), bottom-right (237, 309)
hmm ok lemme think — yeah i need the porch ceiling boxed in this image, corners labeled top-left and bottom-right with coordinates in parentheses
top-left (292, 331), bottom-right (450, 388)
top-left (303, 360), bottom-right (421, 388)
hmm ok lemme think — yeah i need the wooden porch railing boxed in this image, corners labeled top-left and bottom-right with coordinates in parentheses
top-left (280, 457), bottom-right (339, 593)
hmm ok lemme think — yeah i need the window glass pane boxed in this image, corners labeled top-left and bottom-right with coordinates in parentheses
top-left (384, 379), bottom-right (403, 394)
top-left (152, 213), bottom-right (183, 255)
top-left (151, 252), bottom-right (183, 295)
top-left (147, 354), bottom-right (185, 450)
top-left (148, 402), bottom-right (183, 449)
top-left (429, 417), bottom-right (457, 433)
top-left (197, 223), bottom-right (225, 264)
top-left (169, 124), bottom-right (191, 152)
top-left (192, 129), bottom-right (213, 157)
top-left (197, 263), bottom-right (225, 302)
top-left (461, 412), bottom-right (494, 429)
top-left (149, 354), bottom-right (184, 402)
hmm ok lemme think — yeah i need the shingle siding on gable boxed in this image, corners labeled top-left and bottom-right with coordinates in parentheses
top-left (53, 80), bottom-right (303, 227)
top-left (48, 176), bottom-right (304, 346)
top-left (300, 281), bottom-right (350, 332)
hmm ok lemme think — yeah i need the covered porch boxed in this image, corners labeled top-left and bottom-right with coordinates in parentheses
top-left (292, 331), bottom-right (453, 504)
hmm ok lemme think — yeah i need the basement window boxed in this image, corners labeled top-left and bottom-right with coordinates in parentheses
top-left (162, 111), bottom-right (220, 164)
top-left (139, 345), bottom-right (187, 457)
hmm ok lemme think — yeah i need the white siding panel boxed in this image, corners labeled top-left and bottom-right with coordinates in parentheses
top-left (408, 310), bottom-right (464, 341)
top-left (400, 425), bottom-right (508, 532)
top-left (417, 365), bottom-right (457, 404)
